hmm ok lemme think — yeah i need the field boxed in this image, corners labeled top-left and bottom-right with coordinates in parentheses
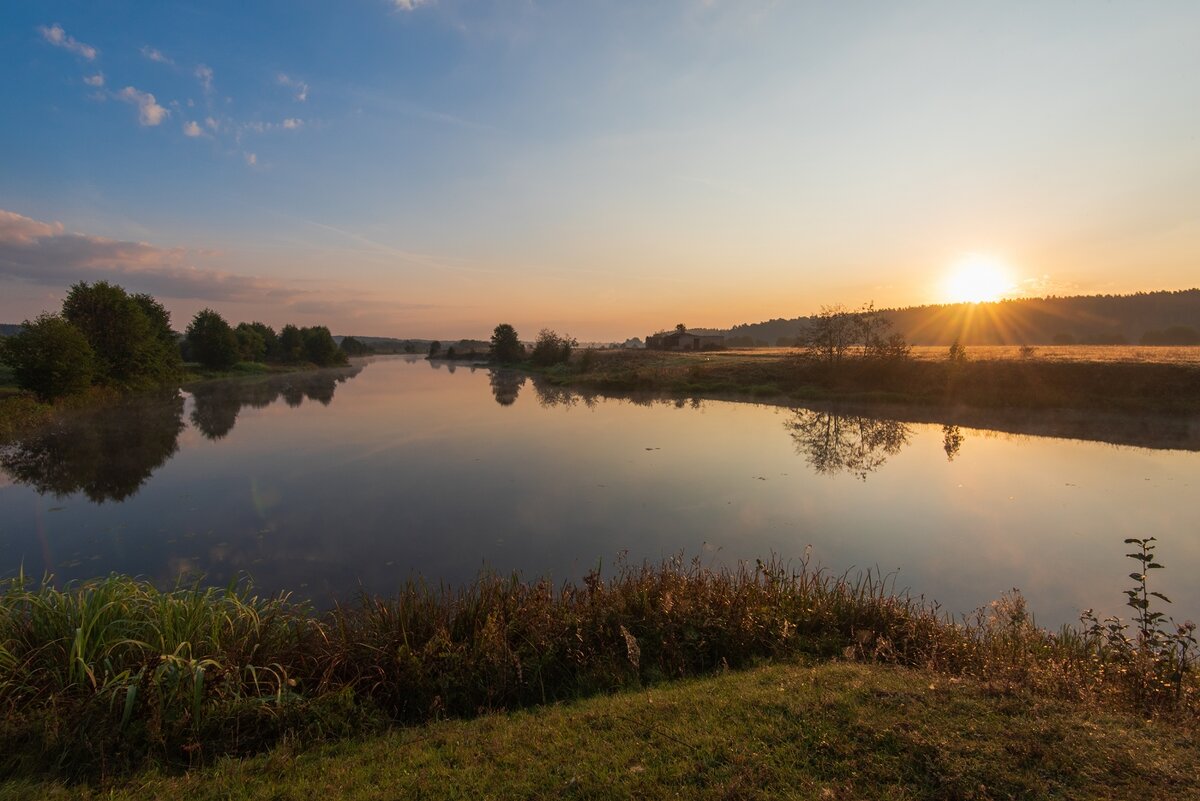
top-left (706, 345), bottom-right (1200, 365)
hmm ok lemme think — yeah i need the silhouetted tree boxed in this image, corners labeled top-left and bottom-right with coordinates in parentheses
top-left (530, 329), bottom-right (577, 366)
top-left (186, 309), bottom-right (240, 370)
top-left (234, 322), bottom-right (268, 362)
top-left (784, 408), bottom-right (910, 480)
top-left (489, 323), bottom-right (523, 363)
top-left (339, 336), bottom-right (374, 357)
top-left (428, 340), bottom-right (442, 357)
top-left (301, 326), bottom-right (345, 366)
top-left (0, 314), bottom-right (96, 401)
top-left (278, 324), bottom-right (304, 363)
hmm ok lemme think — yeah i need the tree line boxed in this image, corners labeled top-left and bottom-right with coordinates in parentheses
top-left (0, 281), bottom-right (354, 401)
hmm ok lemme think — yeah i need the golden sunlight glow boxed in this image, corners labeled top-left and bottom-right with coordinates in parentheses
top-left (942, 255), bottom-right (1016, 304)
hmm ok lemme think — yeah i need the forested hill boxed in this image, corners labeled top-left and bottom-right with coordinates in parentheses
top-left (718, 289), bottom-right (1200, 346)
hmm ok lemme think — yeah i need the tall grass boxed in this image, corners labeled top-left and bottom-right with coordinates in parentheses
top-left (1, 553), bottom-right (1195, 779)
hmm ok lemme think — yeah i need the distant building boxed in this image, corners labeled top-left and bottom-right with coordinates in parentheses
top-left (645, 329), bottom-right (725, 351)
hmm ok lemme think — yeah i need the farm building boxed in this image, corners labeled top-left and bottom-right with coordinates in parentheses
top-left (645, 329), bottom-right (725, 351)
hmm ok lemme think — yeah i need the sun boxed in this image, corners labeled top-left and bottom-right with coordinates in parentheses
top-left (942, 254), bottom-right (1015, 304)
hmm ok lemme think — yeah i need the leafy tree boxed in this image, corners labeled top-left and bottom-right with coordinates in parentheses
top-left (428, 340), bottom-right (442, 357)
top-left (675, 323), bottom-right (687, 334)
top-left (234, 322), bottom-right (268, 362)
top-left (0, 314), bottom-right (96, 401)
top-left (132, 293), bottom-right (184, 379)
top-left (186, 309), bottom-right (240, 370)
top-left (802, 305), bottom-right (858, 367)
top-left (301, 326), bottom-right (345, 366)
top-left (339, 336), bottom-right (374, 357)
top-left (489, 323), bottom-right (523, 362)
top-left (62, 281), bottom-right (177, 387)
top-left (278, 324), bottom-right (304, 363)
top-left (530, 329), bottom-right (576, 366)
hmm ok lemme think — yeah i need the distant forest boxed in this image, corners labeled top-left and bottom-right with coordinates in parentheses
top-left (713, 289), bottom-right (1200, 347)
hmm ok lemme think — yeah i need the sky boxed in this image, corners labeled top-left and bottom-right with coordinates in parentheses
top-left (2, 1), bottom-right (1199, 340)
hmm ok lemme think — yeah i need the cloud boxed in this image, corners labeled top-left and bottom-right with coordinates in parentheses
top-left (140, 45), bottom-right (174, 65)
top-left (392, 0), bottom-right (433, 11)
top-left (277, 72), bottom-right (309, 102)
top-left (205, 116), bottom-right (219, 131)
top-left (83, 73), bottom-right (105, 87)
top-left (0, 209), bottom-right (299, 303)
top-left (282, 118), bottom-right (303, 129)
top-left (244, 152), bottom-right (257, 166)
top-left (182, 120), bottom-right (205, 137)
top-left (37, 23), bottom-right (97, 60)
top-left (195, 64), bottom-right (214, 94)
top-left (117, 86), bottom-right (169, 126)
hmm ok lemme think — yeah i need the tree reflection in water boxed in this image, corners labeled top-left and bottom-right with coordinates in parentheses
top-left (784, 408), bottom-right (911, 480)
top-left (189, 365), bottom-right (363, 440)
top-left (0, 391), bottom-right (185, 502)
top-left (488, 369), bottom-right (526, 406)
top-left (942, 424), bottom-right (965, 461)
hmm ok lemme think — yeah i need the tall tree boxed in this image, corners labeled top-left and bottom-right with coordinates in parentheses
top-left (186, 309), bottom-right (240, 370)
top-left (489, 323), bottom-right (523, 362)
top-left (62, 281), bottom-right (176, 387)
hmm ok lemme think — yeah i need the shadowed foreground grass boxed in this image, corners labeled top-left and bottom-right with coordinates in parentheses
top-left (7, 660), bottom-right (1200, 801)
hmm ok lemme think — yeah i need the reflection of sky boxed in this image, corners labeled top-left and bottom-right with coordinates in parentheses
top-left (0, 356), bottom-right (1197, 628)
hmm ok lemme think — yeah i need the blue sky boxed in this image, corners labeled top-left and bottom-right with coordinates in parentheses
top-left (3, 1), bottom-right (1200, 339)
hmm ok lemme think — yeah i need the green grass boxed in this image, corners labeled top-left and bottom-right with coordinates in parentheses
top-left (7, 659), bottom-right (1199, 801)
top-left (1, 555), bottom-right (1196, 783)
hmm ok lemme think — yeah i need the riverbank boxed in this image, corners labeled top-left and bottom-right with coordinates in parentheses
top-left (527, 347), bottom-right (1200, 414)
top-left (0, 360), bottom-right (344, 442)
top-left (1, 552), bottom-right (1194, 787)
top-left (9, 659), bottom-right (1199, 801)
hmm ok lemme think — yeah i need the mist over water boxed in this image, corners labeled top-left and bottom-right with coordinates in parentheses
top-left (1, 356), bottom-right (1196, 627)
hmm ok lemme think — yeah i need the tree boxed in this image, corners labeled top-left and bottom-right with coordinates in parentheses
top-left (0, 314), bottom-right (96, 401)
top-left (340, 336), bottom-right (374, 357)
top-left (428, 340), bottom-right (442, 357)
top-left (530, 329), bottom-right (576, 366)
top-left (234, 322), bottom-right (268, 362)
top-left (489, 323), bottom-right (523, 363)
top-left (278, 324), bottom-right (304, 363)
top-left (62, 281), bottom-right (177, 387)
top-left (802, 305), bottom-right (858, 367)
top-left (675, 323), bottom-right (687, 334)
top-left (186, 309), bottom-right (240, 369)
top-left (301, 326), bottom-right (344, 366)
top-left (132, 293), bottom-right (184, 380)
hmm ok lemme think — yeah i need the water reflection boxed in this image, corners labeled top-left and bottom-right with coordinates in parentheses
top-left (0, 392), bottom-right (185, 502)
top-left (489, 370), bottom-right (525, 406)
top-left (784, 408), bottom-right (911, 480)
top-left (942, 424), bottom-right (965, 461)
top-left (189, 365), bottom-right (362, 440)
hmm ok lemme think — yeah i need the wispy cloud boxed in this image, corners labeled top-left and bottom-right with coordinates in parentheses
top-left (277, 72), bottom-right (309, 102)
top-left (391, 0), bottom-right (433, 11)
top-left (182, 120), bottom-right (205, 137)
top-left (205, 116), bottom-right (219, 132)
top-left (140, 45), bottom-right (174, 65)
top-left (244, 152), bottom-right (257, 166)
top-left (0, 209), bottom-right (297, 303)
top-left (117, 87), bottom-right (169, 126)
top-left (37, 23), bottom-right (97, 60)
top-left (195, 64), bottom-right (214, 95)
top-left (282, 118), bottom-right (303, 129)
top-left (83, 73), bottom-right (105, 87)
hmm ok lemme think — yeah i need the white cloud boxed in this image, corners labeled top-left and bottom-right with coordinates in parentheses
top-left (37, 23), bottom-right (97, 60)
top-left (183, 120), bottom-right (204, 137)
top-left (392, 0), bottom-right (433, 10)
top-left (277, 72), bottom-right (309, 102)
top-left (83, 73), bottom-right (105, 87)
top-left (205, 116), bottom-right (219, 131)
top-left (140, 45), bottom-right (174, 65)
top-left (195, 64), bottom-right (214, 95)
top-left (282, 118), bottom-right (303, 129)
top-left (117, 86), bottom-right (169, 126)
top-left (244, 152), bottom-right (257, 166)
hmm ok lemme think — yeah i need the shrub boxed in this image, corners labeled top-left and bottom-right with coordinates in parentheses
top-left (530, 329), bottom-right (576, 366)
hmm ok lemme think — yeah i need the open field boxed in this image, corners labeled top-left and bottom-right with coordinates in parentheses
top-left (532, 347), bottom-right (1200, 414)
top-left (9, 659), bottom-right (1199, 801)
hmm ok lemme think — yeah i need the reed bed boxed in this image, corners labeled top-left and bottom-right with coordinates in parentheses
top-left (1, 552), bottom-right (1195, 779)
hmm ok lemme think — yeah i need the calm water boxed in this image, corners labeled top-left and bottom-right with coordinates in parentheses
top-left (1, 355), bottom-right (1197, 627)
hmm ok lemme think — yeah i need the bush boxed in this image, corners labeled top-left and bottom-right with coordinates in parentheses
top-left (530, 329), bottom-right (576, 366)
top-left (0, 314), bottom-right (96, 401)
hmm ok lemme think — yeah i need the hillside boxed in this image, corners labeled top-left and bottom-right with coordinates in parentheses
top-left (720, 289), bottom-right (1200, 346)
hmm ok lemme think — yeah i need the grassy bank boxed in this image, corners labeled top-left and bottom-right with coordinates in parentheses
top-left (1, 550), bottom-right (1195, 783)
top-left (529, 348), bottom-right (1200, 414)
top-left (9, 659), bottom-right (1200, 801)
